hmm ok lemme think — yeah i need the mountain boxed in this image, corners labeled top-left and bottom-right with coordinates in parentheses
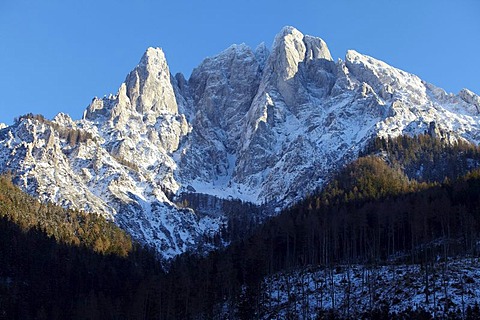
top-left (0, 182), bottom-right (161, 319)
top-left (4, 136), bottom-right (480, 319)
top-left (0, 174), bottom-right (132, 256)
top-left (1, 26), bottom-right (480, 260)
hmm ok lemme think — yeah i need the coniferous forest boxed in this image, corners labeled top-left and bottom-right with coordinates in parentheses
top-left (2, 135), bottom-right (480, 319)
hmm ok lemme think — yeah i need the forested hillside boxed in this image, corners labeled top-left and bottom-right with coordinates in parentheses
top-left (0, 217), bottom-right (163, 319)
top-left (3, 135), bottom-right (480, 319)
top-left (158, 136), bottom-right (480, 318)
top-left (0, 174), bottom-right (132, 256)
top-left (362, 134), bottom-right (480, 183)
top-left (0, 175), bottom-right (162, 319)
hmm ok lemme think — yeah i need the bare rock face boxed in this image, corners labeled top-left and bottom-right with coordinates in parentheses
top-left (265, 26), bottom-right (335, 111)
top-left (460, 88), bottom-right (480, 114)
top-left (178, 43), bottom-right (263, 183)
top-left (1, 26), bottom-right (480, 260)
top-left (271, 26), bottom-right (332, 81)
top-left (125, 47), bottom-right (178, 116)
top-left (233, 27), bottom-right (341, 203)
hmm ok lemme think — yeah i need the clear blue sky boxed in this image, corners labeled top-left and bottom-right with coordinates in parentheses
top-left (0, 0), bottom-right (479, 125)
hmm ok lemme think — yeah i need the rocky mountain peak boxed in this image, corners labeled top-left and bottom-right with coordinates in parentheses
top-left (459, 88), bottom-right (480, 114)
top-left (345, 49), bottom-right (428, 104)
top-left (83, 47), bottom-right (179, 128)
top-left (2, 26), bottom-right (480, 261)
top-left (124, 47), bottom-right (178, 116)
top-left (188, 41), bottom-right (261, 133)
top-left (303, 35), bottom-right (332, 62)
top-left (53, 112), bottom-right (75, 127)
top-left (138, 47), bottom-right (166, 68)
top-left (270, 26), bottom-right (332, 81)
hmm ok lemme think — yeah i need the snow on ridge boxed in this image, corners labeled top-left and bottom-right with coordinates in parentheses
top-left (255, 258), bottom-right (480, 319)
top-left (1, 26), bottom-right (480, 260)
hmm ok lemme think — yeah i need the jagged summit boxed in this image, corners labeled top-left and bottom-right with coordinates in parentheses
top-left (1, 26), bottom-right (480, 260)
top-left (274, 26), bottom-right (332, 62)
top-left (270, 26), bottom-right (333, 81)
top-left (138, 47), bottom-right (166, 67)
top-left (125, 46), bottom-right (178, 115)
top-left (276, 25), bottom-right (300, 36)
top-left (460, 88), bottom-right (480, 113)
top-left (83, 45), bottom-right (179, 129)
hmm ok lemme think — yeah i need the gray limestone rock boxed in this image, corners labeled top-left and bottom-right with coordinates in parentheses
top-left (460, 88), bottom-right (480, 114)
top-left (1, 26), bottom-right (480, 261)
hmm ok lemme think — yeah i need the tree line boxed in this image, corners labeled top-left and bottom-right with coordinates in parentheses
top-left (14, 113), bottom-right (95, 146)
top-left (0, 174), bottom-right (132, 256)
top-left (362, 134), bottom-right (480, 182)
top-left (155, 135), bottom-right (480, 318)
top-left (3, 133), bottom-right (480, 318)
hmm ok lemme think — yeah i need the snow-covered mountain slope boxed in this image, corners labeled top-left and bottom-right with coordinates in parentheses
top-left (235, 259), bottom-right (480, 319)
top-left (1, 26), bottom-right (479, 259)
